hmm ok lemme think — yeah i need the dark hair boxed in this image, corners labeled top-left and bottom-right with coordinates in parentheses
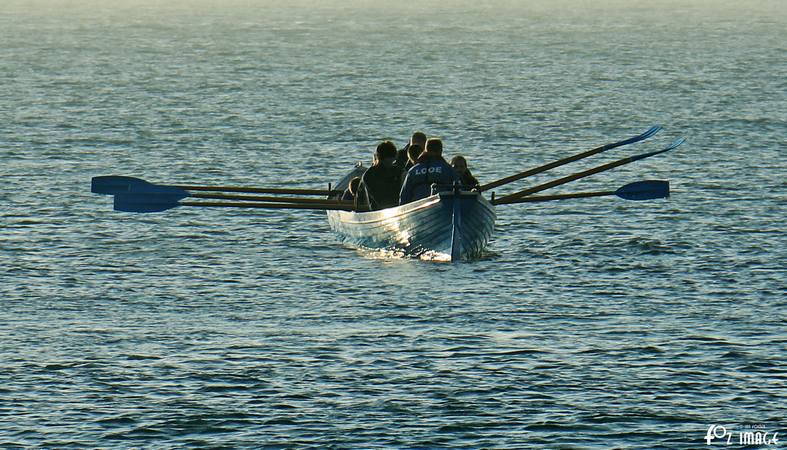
top-left (425, 138), bottom-right (443, 155)
top-left (411, 132), bottom-right (427, 145)
top-left (451, 155), bottom-right (467, 166)
top-left (348, 177), bottom-right (361, 194)
top-left (407, 144), bottom-right (423, 162)
top-left (375, 140), bottom-right (397, 159)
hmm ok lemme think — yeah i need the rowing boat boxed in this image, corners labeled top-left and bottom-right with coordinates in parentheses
top-left (90, 126), bottom-right (681, 262)
top-left (326, 164), bottom-right (497, 261)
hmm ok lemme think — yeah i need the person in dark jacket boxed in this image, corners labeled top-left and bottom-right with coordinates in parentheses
top-left (395, 131), bottom-right (427, 171)
top-left (341, 177), bottom-right (361, 201)
top-left (358, 141), bottom-right (404, 210)
top-left (399, 138), bottom-right (459, 205)
top-left (404, 144), bottom-right (423, 171)
top-left (451, 155), bottom-right (480, 189)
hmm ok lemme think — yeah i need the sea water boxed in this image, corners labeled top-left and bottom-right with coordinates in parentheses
top-left (1, 0), bottom-right (785, 448)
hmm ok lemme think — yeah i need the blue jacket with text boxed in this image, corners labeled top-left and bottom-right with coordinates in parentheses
top-left (399, 153), bottom-right (459, 205)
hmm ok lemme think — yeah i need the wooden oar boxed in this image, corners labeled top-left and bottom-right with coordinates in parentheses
top-left (493, 180), bottom-right (669, 205)
top-left (494, 138), bottom-right (684, 204)
top-left (181, 201), bottom-right (358, 210)
top-left (186, 192), bottom-right (348, 205)
top-left (113, 193), bottom-right (358, 213)
top-left (92, 176), bottom-right (357, 212)
top-left (91, 175), bottom-right (341, 197)
top-left (478, 125), bottom-right (662, 192)
top-left (172, 185), bottom-right (339, 196)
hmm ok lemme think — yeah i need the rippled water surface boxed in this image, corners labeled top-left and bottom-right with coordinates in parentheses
top-left (1, 0), bottom-right (785, 448)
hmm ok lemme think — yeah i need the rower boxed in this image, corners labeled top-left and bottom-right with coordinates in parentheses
top-left (357, 141), bottom-right (404, 210)
top-left (404, 144), bottom-right (423, 172)
top-left (341, 177), bottom-right (361, 201)
top-left (395, 131), bottom-right (427, 171)
top-left (399, 138), bottom-right (459, 204)
top-left (451, 155), bottom-right (480, 189)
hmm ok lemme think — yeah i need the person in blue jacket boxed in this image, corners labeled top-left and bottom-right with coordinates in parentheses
top-left (395, 131), bottom-right (427, 171)
top-left (399, 138), bottom-right (459, 205)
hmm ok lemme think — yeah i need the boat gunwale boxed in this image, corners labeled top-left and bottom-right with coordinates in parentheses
top-left (327, 191), bottom-right (495, 226)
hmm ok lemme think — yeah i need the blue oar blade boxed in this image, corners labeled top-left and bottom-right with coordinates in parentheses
top-left (641, 124), bottom-right (663, 140)
top-left (92, 176), bottom-right (191, 197)
top-left (630, 137), bottom-right (685, 161)
top-left (114, 193), bottom-right (184, 213)
top-left (92, 175), bottom-right (144, 194)
top-left (616, 180), bottom-right (670, 201)
top-left (616, 124), bottom-right (662, 147)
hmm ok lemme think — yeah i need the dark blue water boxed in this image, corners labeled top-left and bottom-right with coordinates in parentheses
top-left (2, 1), bottom-right (785, 448)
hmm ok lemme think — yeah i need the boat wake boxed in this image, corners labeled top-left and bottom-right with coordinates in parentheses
top-left (352, 246), bottom-right (453, 263)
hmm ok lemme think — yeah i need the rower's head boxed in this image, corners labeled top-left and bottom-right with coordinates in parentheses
top-left (451, 155), bottom-right (468, 174)
top-left (348, 177), bottom-right (361, 195)
top-left (425, 138), bottom-right (443, 155)
top-left (375, 140), bottom-right (397, 168)
top-left (407, 144), bottom-right (423, 164)
top-left (410, 131), bottom-right (427, 148)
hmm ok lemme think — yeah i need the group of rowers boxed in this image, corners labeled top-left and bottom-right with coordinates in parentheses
top-left (342, 131), bottom-right (479, 210)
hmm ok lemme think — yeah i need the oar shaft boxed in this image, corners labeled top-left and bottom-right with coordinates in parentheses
top-left (188, 192), bottom-right (351, 205)
top-left (478, 125), bottom-right (661, 192)
top-left (495, 139), bottom-right (682, 204)
top-left (494, 191), bottom-right (615, 205)
top-left (171, 184), bottom-right (341, 196)
top-left (91, 176), bottom-right (343, 197)
top-left (497, 157), bottom-right (640, 203)
top-left (480, 150), bottom-right (610, 192)
top-left (180, 201), bottom-right (359, 211)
